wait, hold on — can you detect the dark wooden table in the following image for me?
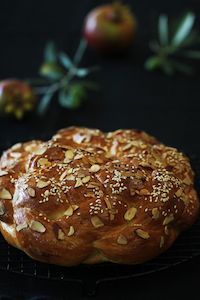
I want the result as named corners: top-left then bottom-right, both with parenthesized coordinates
top-left (0, 0), bottom-right (200, 299)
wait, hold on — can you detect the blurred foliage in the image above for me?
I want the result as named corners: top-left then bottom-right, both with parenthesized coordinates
top-left (145, 12), bottom-right (200, 75)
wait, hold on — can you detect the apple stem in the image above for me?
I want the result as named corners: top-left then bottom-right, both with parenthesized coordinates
top-left (107, 1), bottom-right (123, 23)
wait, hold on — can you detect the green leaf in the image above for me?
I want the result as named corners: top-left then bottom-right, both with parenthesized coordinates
top-left (180, 50), bottom-right (200, 59)
top-left (37, 92), bottom-right (54, 115)
top-left (58, 88), bottom-right (81, 109)
top-left (59, 84), bottom-right (86, 109)
top-left (44, 42), bottom-right (57, 63)
top-left (39, 62), bottom-right (64, 80)
top-left (145, 56), bottom-right (175, 75)
top-left (75, 68), bottom-right (90, 77)
top-left (144, 56), bottom-right (162, 71)
top-left (58, 89), bottom-right (71, 108)
top-left (72, 84), bottom-right (87, 97)
top-left (158, 14), bottom-right (169, 46)
top-left (75, 66), bottom-right (100, 77)
top-left (59, 52), bottom-right (74, 70)
top-left (73, 38), bottom-right (88, 66)
top-left (171, 12), bottom-right (195, 46)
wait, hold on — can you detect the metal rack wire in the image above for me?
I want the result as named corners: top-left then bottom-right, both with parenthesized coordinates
top-left (0, 142), bottom-right (200, 295)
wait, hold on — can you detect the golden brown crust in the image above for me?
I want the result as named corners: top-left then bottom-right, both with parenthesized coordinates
top-left (0, 127), bottom-right (199, 266)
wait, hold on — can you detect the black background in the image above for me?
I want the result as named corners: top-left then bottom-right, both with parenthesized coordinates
top-left (0, 0), bottom-right (200, 299)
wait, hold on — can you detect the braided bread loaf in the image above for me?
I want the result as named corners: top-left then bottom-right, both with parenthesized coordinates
top-left (0, 127), bottom-right (199, 266)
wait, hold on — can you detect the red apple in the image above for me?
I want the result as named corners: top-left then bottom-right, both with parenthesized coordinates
top-left (0, 79), bottom-right (36, 119)
top-left (83, 2), bottom-right (137, 54)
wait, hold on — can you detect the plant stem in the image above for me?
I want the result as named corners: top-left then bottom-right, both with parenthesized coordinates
top-left (73, 38), bottom-right (88, 66)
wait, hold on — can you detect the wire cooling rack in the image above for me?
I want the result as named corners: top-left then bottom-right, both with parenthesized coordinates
top-left (0, 141), bottom-right (200, 295)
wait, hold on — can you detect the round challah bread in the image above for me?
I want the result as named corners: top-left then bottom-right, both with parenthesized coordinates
top-left (0, 127), bottom-right (199, 266)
